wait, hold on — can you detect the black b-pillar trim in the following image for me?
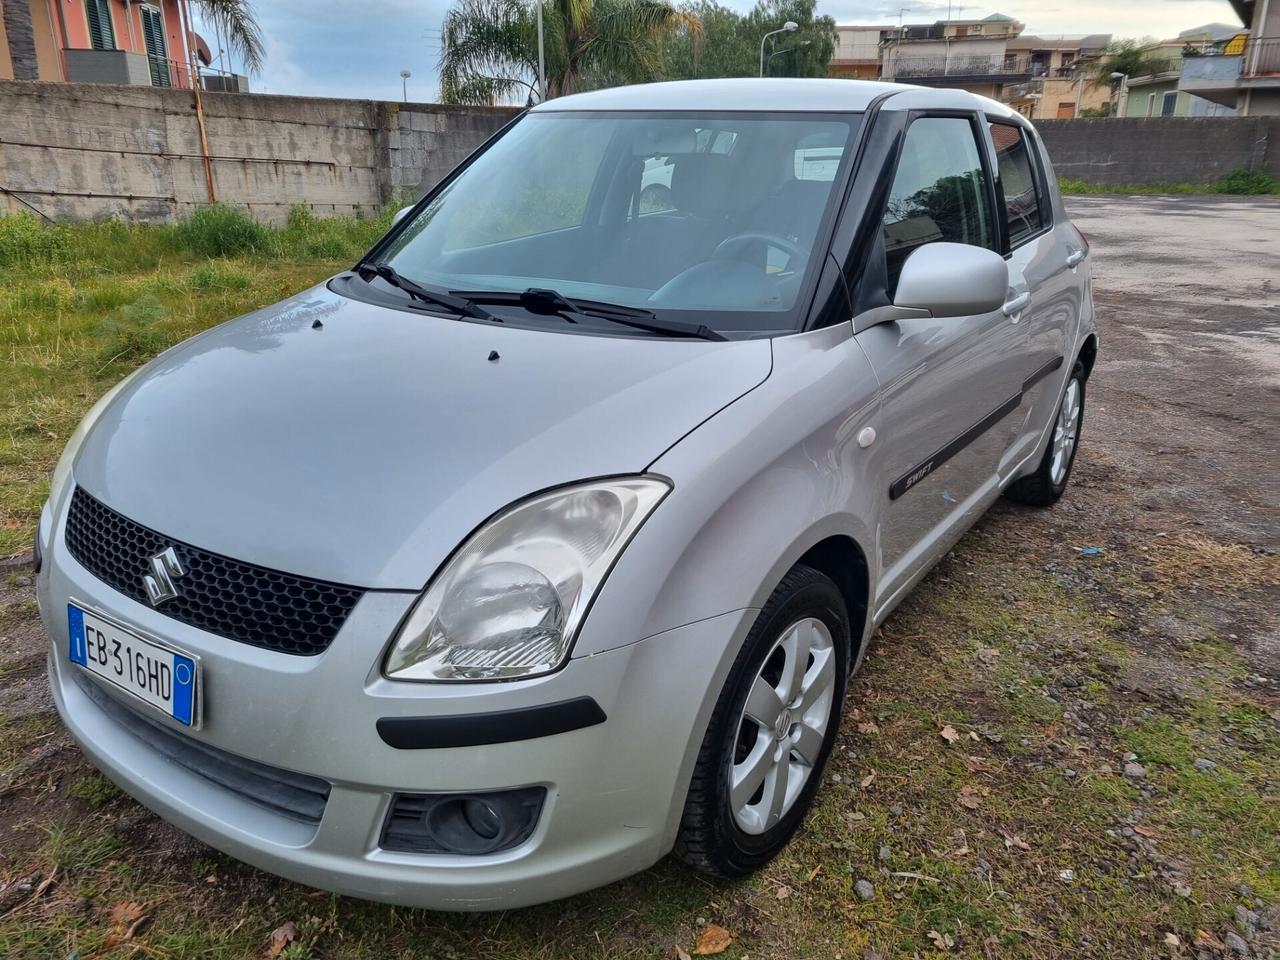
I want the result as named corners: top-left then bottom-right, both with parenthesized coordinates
top-left (889, 355), bottom-right (1066, 500)
top-left (377, 697), bottom-right (607, 750)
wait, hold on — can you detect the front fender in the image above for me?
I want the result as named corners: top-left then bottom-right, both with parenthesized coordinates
top-left (572, 323), bottom-right (884, 660)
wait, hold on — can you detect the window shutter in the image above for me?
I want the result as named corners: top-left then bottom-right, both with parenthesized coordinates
top-left (141, 6), bottom-right (172, 86)
top-left (85, 0), bottom-right (117, 51)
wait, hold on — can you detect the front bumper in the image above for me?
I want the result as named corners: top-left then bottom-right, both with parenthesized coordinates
top-left (39, 502), bottom-right (752, 910)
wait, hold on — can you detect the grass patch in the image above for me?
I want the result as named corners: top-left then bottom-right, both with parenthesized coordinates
top-left (1059, 168), bottom-right (1280, 196)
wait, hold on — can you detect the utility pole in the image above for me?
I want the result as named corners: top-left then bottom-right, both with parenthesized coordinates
top-left (178, 0), bottom-right (216, 204)
top-left (536, 3), bottom-right (546, 101)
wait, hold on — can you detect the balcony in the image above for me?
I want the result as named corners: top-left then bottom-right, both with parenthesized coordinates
top-left (1179, 38), bottom-right (1280, 108)
top-left (886, 54), bottom-right (1034, 85)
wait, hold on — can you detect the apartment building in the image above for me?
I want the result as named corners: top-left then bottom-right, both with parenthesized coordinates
top-left (1178, 0), bottom-right (1280, 115)
top-left (829, 25), bottom-right (895, 80)
top-left (0, 0), bottom-right (237, 90)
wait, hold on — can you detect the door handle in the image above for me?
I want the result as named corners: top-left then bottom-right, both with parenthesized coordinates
top-left (1002, 292), bottom-right (1031, 318)
top-left (1066, 249), bottom-right (1085, 268)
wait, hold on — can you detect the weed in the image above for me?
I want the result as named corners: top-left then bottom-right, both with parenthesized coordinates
top-left (172, 204), bottom-right (274, 258)
top-left (69, 773), bottom-right (121, 806)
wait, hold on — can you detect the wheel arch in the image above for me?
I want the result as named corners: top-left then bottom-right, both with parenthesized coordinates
top-left (794, 534), bottom-right (871, 669)
top-left (1077, 333), bottom-right (1098, 381)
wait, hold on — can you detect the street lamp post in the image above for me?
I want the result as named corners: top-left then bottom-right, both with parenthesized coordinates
top-left (1110, 71), bottom-right (1129, 116)
top-left (400, 69), bottom-right (411, 103)
top-left (760, 21), bottom-right (798, 77)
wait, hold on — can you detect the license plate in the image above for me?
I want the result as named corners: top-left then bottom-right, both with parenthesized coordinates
top-left (67, 603), bottom-right (199, 727)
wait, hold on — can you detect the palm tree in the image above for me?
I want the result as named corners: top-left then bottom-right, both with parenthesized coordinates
top-left (194, 0), bottom-right (265, 75)
top-left (1087, 38), bottom-right (1168, 83)
top-left (440, 0), bottom-right (700, 105)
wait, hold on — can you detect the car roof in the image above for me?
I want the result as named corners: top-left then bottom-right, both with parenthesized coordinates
top-left (530, 78), bottom-right (1024, 121)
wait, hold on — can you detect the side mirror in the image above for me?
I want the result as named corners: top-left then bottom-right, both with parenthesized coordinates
top-left (392, 205), bottom-right (414, 226)
top-left (892, 242), bottom-right (1008, 317)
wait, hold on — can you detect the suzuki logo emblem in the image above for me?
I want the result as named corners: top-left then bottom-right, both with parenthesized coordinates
top-left (143, 547), bottom-right (185, 606)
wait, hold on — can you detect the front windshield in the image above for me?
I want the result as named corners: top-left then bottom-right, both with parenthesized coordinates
top-left (376, 111), bottom-right (861, 336)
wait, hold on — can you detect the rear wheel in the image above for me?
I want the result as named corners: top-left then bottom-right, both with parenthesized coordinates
top-left (675, 565), bottom-right (850, 877)
top-left (1005, 361), bottom-right (1085, 508)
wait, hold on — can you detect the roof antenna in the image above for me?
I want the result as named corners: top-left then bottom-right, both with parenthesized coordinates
top-left (312, 318), bottom-right (323, 329)
top-left (488, 350), bottom-right (500, 362)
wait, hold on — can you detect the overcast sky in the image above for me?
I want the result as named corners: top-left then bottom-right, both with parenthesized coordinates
top-left (193, 0), bottom-right (1242, 102)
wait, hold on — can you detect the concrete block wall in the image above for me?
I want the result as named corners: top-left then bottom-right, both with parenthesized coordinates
top-left (1036, 116), bottom-right (1280, 185)
top-left (0, 80), bottom-right (518, 224)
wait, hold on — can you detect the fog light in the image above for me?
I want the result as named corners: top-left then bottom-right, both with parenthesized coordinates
top-left (380, 787), bottom-right (545, 855)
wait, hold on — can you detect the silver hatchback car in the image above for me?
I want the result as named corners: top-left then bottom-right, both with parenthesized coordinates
top-left (38, 79), bottom-right (1095, 910)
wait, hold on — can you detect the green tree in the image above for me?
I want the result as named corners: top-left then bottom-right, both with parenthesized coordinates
top-left (439, 0), bottom-right (699, 105)
top-left (196, 0), bottom-right (265, 73)
top-left (661, 0), bottom-right (836, 79)
top-left (1088, 38), bottom-right (1168, 82)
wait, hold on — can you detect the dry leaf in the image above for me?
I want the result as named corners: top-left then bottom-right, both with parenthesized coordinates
top-left (1163, 932), bottom-right (1181, 946)
top-left (1134, 824), bottom-right (1159, 838)
top-left (968, 731), bottom-right (980, 742)
top-left (110, 901), bottom-right (145, 925)
top-left (857, 721), bottom-right (880, 735)
top-left (776, 884), bottom-right (791, 900)
top-left (266, 921), bottom-right (299, 959)
top-left (807, 865), bottom-right (823, 882)
top-left (956, 785), bottom-right (988, 809)
top-left (693, 924), bottom-right (733, 956)
top-left (124, 913), bottom-right (151, 941)
top-left (927, 929), bottom-right (955, 949)
top-left (1002, 832), bottom-right (1031, 851)
top-left (940, 725), bottom-right (961, 744)
top-left (1193, 930), bottom-right (1224, 949)
top-left (860, 770), bottom-right (876, 788)
top-left (676, 947), bottom-right (693, 960)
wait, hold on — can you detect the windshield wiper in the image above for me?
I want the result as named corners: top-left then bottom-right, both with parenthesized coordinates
top-left (453, 287), bottom-right (728, 341)
top-left (355, 261), bottom-right (494, 320)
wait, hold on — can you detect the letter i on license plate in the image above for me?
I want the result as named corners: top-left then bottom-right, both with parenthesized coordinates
top-left (68, 603), bottom-right (200, 726)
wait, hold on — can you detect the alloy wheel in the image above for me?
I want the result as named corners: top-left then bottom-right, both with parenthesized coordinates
top-left (1050, 378), bottom-right (1081, 486)
top-left (728, 617), bottom-right (836, 835)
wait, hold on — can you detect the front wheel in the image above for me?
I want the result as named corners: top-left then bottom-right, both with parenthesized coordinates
top-left (1005, 361), bottom-right (1085, 508)
top-left (674, 565), bottom-right (850, 877)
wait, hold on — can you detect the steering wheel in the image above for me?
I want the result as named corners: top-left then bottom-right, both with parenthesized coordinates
top-left (713, 231), bottom-right (806, 265)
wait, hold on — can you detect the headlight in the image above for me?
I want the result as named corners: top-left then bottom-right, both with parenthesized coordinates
top-left (385, 477), bottom-right (670, 682)
top-left (48, 369), bottom-right (141, 510)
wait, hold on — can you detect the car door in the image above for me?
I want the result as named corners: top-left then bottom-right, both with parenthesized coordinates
top-left (852, 113), bottom-right (1029, 609)
top-left (986, 118), bottom-right (1083, 474)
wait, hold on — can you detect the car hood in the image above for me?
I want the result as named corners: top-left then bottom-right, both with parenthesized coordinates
top-left (72, 286), bottom-right (771, 589)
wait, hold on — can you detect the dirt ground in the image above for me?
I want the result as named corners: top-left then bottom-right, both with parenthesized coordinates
top-left (0, 195), bottom-right (1277, 959)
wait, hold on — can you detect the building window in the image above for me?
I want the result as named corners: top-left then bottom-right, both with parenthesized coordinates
top-left (85, 0), bottom-right (116, 50)
top-left (140, 4), bottom-right (172, 86)
top-left (1147, 92), bottom-right (1157, 117)
top-left (1160, 91), bottom-right (1178, 116)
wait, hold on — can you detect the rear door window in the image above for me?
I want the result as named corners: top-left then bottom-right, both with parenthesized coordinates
top-left (882, 116), bottom-right (995, 292)
top-left (988, 122), bottom-right (1045, 247)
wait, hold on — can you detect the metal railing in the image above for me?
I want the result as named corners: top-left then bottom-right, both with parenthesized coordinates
top-left (887, 54), bottom-right (1037, 79)
top-left (1178, 37), bottom-right (1280, 81)
top-left (1244, 37), bottom-right (1280, 76)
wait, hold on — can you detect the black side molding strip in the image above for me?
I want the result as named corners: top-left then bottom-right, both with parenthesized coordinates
top-left (889, 355), bottom-right (1065, 501)
top-left (376, 697), bottom-right (607, 750)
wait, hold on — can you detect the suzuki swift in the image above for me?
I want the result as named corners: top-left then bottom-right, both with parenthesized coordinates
top-left (37, 79), bottom-right (1096, 910)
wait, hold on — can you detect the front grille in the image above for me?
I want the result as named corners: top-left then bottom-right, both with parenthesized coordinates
top-left (64, 486), bottom-right (364, 656)
top-left (76, 673), bottom-right (331, 824)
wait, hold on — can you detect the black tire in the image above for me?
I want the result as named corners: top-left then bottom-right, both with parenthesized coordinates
top-left (674, 564), bottom-right (851, 877)
top-left (1005, 360), bottom-right (1086, 508)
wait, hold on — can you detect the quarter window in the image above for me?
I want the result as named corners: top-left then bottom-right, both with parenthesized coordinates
top-left (989, 122), bottom-right (1045, 246)
top-left (882, 116), bottom-right (994, 291)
